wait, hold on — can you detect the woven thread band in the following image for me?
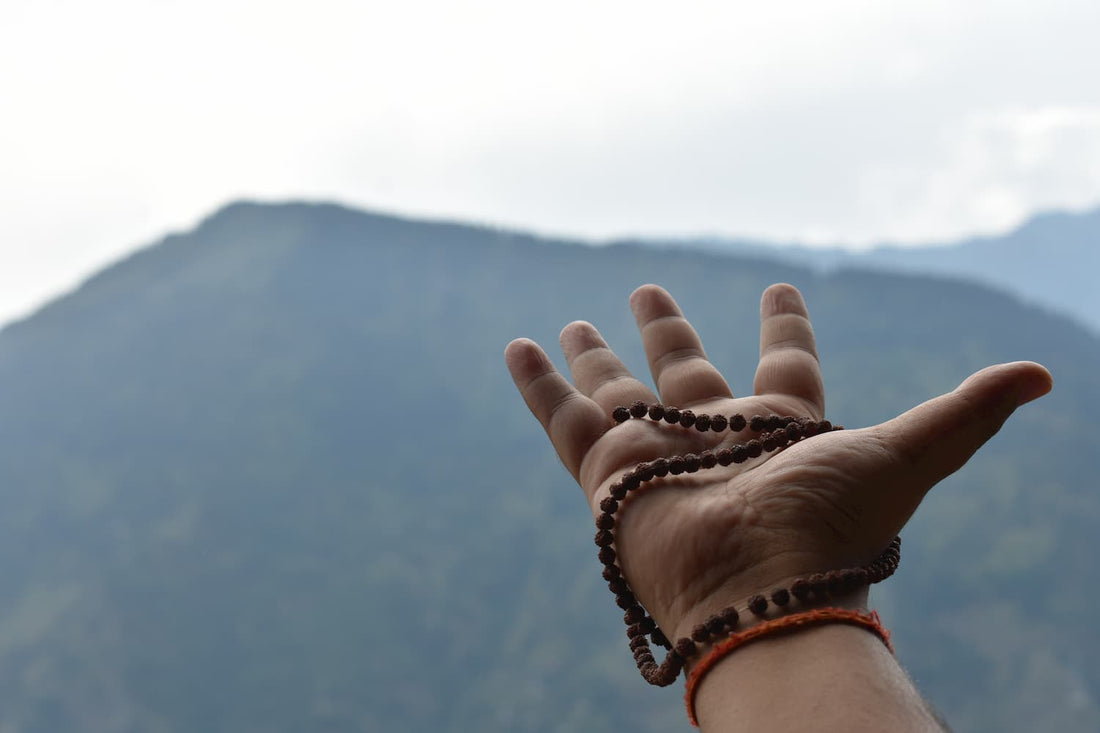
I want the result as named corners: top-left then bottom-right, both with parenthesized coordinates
top-left (684, 607), bottom-right (893, 727)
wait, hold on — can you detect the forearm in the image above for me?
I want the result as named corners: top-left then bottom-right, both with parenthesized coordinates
top-left (691, 620), bottom-right (946, 732)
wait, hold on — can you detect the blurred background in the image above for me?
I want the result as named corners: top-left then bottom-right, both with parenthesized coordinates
top-left (1, 1), bottom-right (1098, 731)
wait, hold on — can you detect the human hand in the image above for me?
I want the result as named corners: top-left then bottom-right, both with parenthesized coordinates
top-left (505, 283), bottom-right (1052, 648)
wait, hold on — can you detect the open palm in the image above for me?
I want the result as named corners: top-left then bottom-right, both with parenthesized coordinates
top-left (506, 283), bottom-right (1051, 642)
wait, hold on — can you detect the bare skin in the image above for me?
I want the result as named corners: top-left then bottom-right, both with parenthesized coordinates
top-left (505, 283), bottom-right (1052, 731)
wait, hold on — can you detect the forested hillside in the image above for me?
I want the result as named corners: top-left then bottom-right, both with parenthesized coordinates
top-left (0, 201), bottom-right (1096, 732)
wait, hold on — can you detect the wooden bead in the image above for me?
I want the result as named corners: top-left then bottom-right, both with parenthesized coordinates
top-left (710, 414), bottom-right (728, 432)
top-left (748, 595), bottom-right (769, 617)
top-left (651, 457), bottom-right (670, 477)
top-left (694, 414), bottom-right (712, 431)
top-left (678, 410), bottom-right (696, 428)
top-left (729, 414), bottom-right (747, 432)
top-left (630, 401), bottom-right (649, 418)
top-left (790, 579), bottom-right (812, 602)
top-left (719, 607), bottom-right (740, 628)
top-left (648, 404), bottom-right (665, 420)
top-left (675, 638), bottom-right (696, 658)
top-left (612, 406), bottom-right (631, 423)
top-left (650, 628), bottom-right (670, 648)
top-left (808, 573), bottom-right (828, 597)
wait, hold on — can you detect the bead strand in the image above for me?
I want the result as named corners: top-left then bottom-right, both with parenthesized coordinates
top-left (598, 402), bottom-right (898, 687)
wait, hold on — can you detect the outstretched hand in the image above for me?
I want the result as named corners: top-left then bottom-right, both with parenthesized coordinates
top-left (505, 283), bottom-right (1051, 643)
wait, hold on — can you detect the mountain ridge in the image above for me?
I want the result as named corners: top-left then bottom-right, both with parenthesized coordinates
top-left (684, 205), bottom-right (1100, 332)
top-left (0, 200), bottom-right (1096, 731)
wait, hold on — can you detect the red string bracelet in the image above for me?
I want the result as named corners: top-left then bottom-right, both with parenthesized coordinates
top-left (684, 607), bottom-right (894, 727)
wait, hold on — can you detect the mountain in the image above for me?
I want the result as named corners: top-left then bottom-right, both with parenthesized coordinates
top-left (0, 201), bottom-right (1097, 732)
top-left (689, 207), bottom-right (1100, 333)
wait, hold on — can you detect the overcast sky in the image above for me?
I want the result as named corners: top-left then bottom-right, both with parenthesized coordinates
top-left (3, 0), bottom-right (1099, 327)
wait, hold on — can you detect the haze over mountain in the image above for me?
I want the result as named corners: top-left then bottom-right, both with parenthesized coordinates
top-left (0, 201), bottom-right (1096, 732)
top-left (685, 206), bottom-right (1100, 333)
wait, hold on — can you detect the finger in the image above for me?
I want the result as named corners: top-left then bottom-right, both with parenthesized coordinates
top-left (560, 321), bottom-right (658, 413)
top-left (752, 283), bottom-right (825, 415)
top-left (869, 361), bottom-right (1053, 511)
top-left (505, 338), bottom-right (610, 482)
top-left (630, 284), bottom-right (733, 406)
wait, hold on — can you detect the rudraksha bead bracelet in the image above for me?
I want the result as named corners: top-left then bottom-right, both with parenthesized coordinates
top-left (597, 401), bottom-right (902, 687)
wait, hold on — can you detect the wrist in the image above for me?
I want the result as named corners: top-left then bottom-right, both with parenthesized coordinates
top-left (672, 583), bottom-right (870, 660)
top-left (663, 536), bottom-right (900, 654)
top-left (689, 616), bottom-right (926, 732)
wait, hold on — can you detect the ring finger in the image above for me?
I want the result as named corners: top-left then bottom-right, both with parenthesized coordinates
top-left (560, 320), bottom-right (657, 412)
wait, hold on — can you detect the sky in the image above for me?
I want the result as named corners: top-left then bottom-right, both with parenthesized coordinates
top-left (3, 0), bottom-right (1100, 327)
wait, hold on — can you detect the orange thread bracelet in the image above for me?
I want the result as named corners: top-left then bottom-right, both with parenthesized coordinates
top-left (684, 607), bottom-right (894, 727)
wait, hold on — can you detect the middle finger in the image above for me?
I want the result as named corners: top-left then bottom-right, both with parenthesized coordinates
top-left (630, 284), bottom-right (733, 407)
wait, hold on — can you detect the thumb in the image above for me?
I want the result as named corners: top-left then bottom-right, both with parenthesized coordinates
top-left (873, 361), bottom-right (1053, 495)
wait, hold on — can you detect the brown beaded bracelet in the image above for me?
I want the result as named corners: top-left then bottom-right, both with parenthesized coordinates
top-left (598, 402), bottom-right (902, 687)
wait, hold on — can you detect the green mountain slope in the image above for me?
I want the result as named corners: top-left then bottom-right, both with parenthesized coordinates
top-left (0, 201), bottom-right (1096, 732)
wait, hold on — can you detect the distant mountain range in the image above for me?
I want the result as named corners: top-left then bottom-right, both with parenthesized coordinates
top-left (0, 201), bottom-right (1096, 732)
top-left (643, 207), bottom-right (1100, 333)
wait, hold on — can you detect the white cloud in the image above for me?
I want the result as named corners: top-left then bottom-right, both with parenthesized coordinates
top-left (1, 0), bottom-right (1099, 323)
top-left (855, 107), bottom-right (1100, 243)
